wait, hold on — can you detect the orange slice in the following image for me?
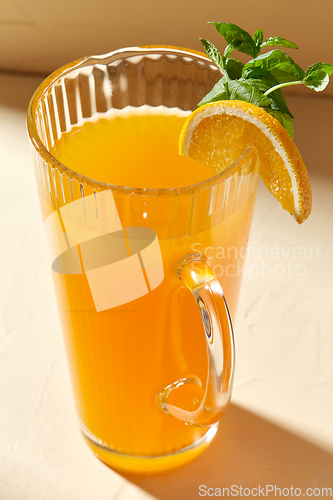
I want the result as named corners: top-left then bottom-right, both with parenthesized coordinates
top-left (179, 100), bottom-right (312, 223)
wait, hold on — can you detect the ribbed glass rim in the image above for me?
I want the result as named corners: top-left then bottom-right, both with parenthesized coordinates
top-left (27, 45), bottom-right (257, 197)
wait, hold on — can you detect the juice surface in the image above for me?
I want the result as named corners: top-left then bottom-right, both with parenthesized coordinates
top-left (44, 107), bottom-right (257, 470)
top-left (52, 106), bottom-right (215, 189)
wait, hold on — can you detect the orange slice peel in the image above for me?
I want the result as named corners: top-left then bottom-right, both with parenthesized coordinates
top-left (179, 100), bottom-right (312, 224)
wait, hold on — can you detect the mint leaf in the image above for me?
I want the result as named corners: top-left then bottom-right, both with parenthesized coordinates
top-left (303, 70), bottom-right (329, 91)
top-left (253, 28), bottom-right (263, 56)
top-left (242, 68), bottom-right (293, 117)
top-left (305, 62), bottom-right (333, 77)
top-left (198, 77), bottom-right (230, 106)
top-left (227, 80), bottom-right (271, 107)
top-left (243, 50), bottom-right (304, 83)
top-left (199, 38), bottom-right (224, 72)
top-left (199, 78), bottom-right (270, 108)
top-left (210, 22), bottom-right (257, 58)
top-left (224, 41), bottom-right (241, 59)
top-left (225, 58), bottom-right (244, 79)
top-left (197, 22), bottom-right (333, 138)
top-left (264, 62), bottom-right (333, 96)
top-left (261, 36), bottom-right (298, 50)
top-left (266, 109), bottom-right (294, 139)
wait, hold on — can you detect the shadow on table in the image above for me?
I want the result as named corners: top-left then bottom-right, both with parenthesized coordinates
top-left (119, 403), bottom-right (333, 500)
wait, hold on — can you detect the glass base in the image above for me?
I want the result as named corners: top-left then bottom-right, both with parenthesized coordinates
top-left (80, 423), bottom-right (218, 474)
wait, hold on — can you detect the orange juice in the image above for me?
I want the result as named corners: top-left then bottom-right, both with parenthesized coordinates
top-left (44, 107), bottom-right (256, 472)
top-left (51, 106), bottom-right (216, 188)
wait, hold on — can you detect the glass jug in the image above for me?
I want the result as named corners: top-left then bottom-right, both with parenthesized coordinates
top-left (27, 46), bottom-right (259, 473)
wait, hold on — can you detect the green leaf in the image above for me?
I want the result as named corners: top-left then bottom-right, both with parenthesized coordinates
top-left (243, 50), bottom-right (304, 83)
top-left (266, 109), bottom-right (294, 139)
top-left (210, 22), bottom-right (257, 57)
top-left (197, 22), bottom-right (332, 122)
top-left (198, 77), bottom-right (271, 108)
top-left (261, 36), bottom-right (298, 50)
top-left (242, 68), bottom-right (294, 117)
top-left (224, 41), bottom-right (241, 59)
top-left (305, 62), bottom-right (333, 77)
top-left (303, 70), bottom-right (330, 91)
top-left (225, 58), bottom-right (244, 79)
top-left (199, 38), bottom-right (224, 71)
top-left (227, 80), bottom-right (271, 107)
top-left (198, 77), bottom-right (230, 106)
top-left (253, 28), bottom-right (263, 56)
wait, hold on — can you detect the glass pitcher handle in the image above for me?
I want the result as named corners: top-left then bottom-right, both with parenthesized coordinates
top-left (156, 253), bottom-right (235, 427)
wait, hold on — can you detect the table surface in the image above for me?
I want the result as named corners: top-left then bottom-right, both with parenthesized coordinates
top-left (0, 72), bottom-right (332, 500)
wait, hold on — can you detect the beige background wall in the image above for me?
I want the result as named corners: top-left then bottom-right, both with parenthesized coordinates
top-left (1, 0), bottom-right (333, 94)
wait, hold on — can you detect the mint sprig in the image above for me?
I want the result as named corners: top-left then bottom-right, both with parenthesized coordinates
top-left (243, 50), bottom-right (305, 83)
top-left (199, 22), bottom-right (333, 139)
